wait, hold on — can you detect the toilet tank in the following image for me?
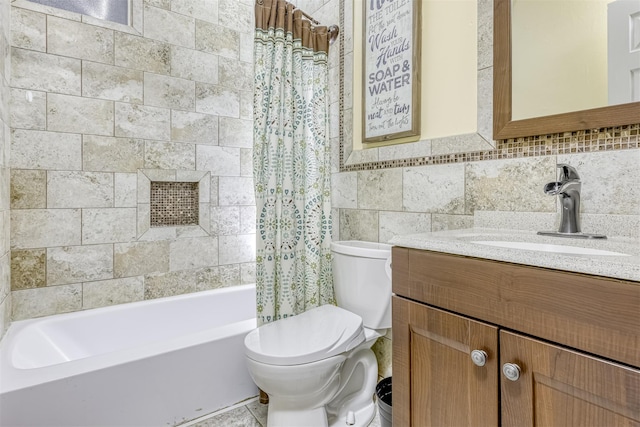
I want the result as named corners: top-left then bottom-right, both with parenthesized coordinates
top-left (331, 241), bottom-right (392, 330)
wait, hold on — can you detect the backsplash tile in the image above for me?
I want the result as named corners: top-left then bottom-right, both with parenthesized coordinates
top-left (557, 150), bottom-right (640, 216)
top-left (336, 0), bottom-right (639, 248)
top-left (379, 212), bottom-right (431, 244)
top-left (339, 209), bottom-right (379, 242)
top-left (403, 164), bottom-right (466, 214)
top-left (464, 156), bottom-right (556, 214)
top-left (357, 169), bottom-right (403, 211)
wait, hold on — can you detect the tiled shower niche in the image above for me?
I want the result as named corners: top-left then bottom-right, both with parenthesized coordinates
top-left (150, 181), bottom-right (199, 227)
top-left (137, 170), bottom-right (212, 240)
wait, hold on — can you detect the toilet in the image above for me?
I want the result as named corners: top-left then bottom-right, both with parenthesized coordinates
top-left (244, 240), bottom-right (392, 427)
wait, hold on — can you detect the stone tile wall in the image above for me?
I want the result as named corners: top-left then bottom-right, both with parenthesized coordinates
top-left (332, 0), bottom-right (640, 379)
top-left (9, 0), bottom-right (256, 321)
top-left (0, 0), bottom-right (11, 338)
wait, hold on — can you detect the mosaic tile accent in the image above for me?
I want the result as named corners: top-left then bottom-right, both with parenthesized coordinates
top-left (150, 181), bottom-right (199, 227)
top-left (340, 124), bottom-right (640, 172)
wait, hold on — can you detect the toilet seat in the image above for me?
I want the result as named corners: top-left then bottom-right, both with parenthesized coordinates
top-left (244, 305), bottom-right (365, 366)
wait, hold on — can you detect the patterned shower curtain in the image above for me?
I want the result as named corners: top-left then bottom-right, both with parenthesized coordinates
top-left (253, 0), bottom-right (335, 325)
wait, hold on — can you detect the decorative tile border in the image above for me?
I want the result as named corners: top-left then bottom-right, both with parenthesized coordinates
top-left (340, 125), bottom-right (640, 171)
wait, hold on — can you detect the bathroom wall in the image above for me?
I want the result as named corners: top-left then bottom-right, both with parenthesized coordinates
top-left (8, 0), bottom-right (257, 320)
top-left (333, 0), bottom-right (640, 378)
top-left (0, 0), bottom-right (11, 338)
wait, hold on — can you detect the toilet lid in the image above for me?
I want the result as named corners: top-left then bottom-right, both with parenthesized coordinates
top-left (244, 305), bottom-right (366, 366)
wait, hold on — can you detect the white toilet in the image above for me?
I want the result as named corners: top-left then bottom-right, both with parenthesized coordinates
top-left (244, 240), bottom-right (392, 427)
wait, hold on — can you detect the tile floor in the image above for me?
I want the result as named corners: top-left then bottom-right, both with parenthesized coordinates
top-left (180, 397), bottom-right (383, 427)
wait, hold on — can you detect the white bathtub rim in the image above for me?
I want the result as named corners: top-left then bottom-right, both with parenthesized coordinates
top-left (8, 283), bottom-right (257, 368)
top-left (0, 285), bottom-right (257, 394)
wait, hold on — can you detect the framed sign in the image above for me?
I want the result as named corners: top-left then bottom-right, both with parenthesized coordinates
top-left (363, 0), bottom-right (421, 143)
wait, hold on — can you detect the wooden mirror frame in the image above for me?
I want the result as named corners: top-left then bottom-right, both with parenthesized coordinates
top-left (493, 0), bottom-right (640, 140)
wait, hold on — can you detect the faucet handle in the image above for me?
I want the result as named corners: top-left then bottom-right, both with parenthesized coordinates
top-left (557, 164), bottom-right (580, 181)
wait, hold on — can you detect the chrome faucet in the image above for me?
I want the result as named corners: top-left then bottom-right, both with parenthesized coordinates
top-left (537, 164), bottom-right (606, 239)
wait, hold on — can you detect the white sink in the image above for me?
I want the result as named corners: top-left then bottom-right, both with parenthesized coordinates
top-left (470, 241), bottom-right (631, 257)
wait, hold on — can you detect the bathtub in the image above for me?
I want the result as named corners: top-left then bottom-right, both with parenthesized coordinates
top-left (0, 284), bottom-right (258, 426)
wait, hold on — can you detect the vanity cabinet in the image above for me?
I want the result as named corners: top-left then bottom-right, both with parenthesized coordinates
top-left (392, 247), bottom-right (640, 426)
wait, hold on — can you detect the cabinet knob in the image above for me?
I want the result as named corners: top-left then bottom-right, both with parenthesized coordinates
top-left (470, 350), bottom-right (488, 367)
top-left (502, 363), bottom-right (521, 381)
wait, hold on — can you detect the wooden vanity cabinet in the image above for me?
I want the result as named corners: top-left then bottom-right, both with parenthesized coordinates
top-left (392, 247), bottom-right (640, 427)
top-left (500, 330), bottom-right (640, 426)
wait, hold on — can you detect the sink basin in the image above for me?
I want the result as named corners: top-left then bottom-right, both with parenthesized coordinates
top-left (470, 241), bottom-right (630, 257)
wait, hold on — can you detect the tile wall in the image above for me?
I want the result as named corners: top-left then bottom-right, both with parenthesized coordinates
top-left (332, 0), bottom-right (639, 378)
top-left (4, 0), bottom-right (637, 385)
top-left (0, 0), bottom-right (11, 338)
top-left (8, 0), bottom-right (257, 321)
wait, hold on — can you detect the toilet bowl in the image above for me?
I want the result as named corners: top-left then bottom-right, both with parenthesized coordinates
top-left (244, 241), bottom-right (392, 427)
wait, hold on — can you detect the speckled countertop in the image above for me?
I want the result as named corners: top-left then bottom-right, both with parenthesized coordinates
top-left (389, 228), bottom-right (640, 282)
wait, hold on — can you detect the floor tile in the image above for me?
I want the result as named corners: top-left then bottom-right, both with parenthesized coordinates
top-left (193, 406), bottom-right (261, 427)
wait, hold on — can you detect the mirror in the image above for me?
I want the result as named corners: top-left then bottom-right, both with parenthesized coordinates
top-left (494, 0), bottom-right (640, 139)
top-left (511, 0), bottom-right (639, 121)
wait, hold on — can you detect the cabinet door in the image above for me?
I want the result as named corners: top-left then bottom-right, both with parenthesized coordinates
top-left (393, 296), bottom-right (499, 426)
top-left (501, 330), bottom-right (640, 426)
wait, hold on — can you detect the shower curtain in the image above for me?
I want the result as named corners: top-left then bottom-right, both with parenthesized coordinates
top-left (253, 0), bottom-right (334, 325)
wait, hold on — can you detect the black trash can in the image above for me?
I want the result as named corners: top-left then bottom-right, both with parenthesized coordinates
top-left (375, 377), bottom-right (392, 427)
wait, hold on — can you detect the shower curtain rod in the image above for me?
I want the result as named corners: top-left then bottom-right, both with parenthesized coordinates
top-left (295, 6), bottom-right (340, 45)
